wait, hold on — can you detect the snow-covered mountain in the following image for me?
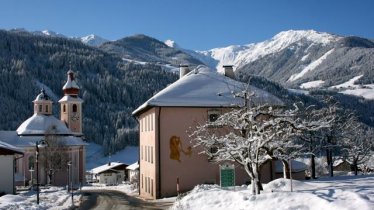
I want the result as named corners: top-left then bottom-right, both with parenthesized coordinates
top-left (80, 34), bottom-right (109, 47)
top-left (33, 30), bottom-right (67, 38)
top-left (180, 30), bottom-right (374, 97)
top-left (195, 30), bottom-right (340, 72)
top-left (100, 34), bottom-right (203, 67)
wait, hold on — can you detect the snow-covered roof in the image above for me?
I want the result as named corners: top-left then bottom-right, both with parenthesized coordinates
top-left (34, 89), bottom-right (51, 102)
top-left (62, 70), bottom-right (80, 90)
top-left (126, 161), bottom-right (139, 170)
top-left (58, 95), bottom-right (83, 103)
top-left (91, 162), bottom-right (127, 174)
top-left (0, 131), bottom-right (87, 147)
top-left (0, 140), bottom-right (23, 154)
top-left (16, 114), bottom-right (73, 135)
top-left (133, 66), bottom-right (283, 115)
top-left (275, 160), bottom-right (307, 173)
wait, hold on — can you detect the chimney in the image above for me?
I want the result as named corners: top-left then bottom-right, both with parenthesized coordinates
top-left (179, 64), bottom-right (190, 79)
top-left (223, 65), bottom-right (235, 79)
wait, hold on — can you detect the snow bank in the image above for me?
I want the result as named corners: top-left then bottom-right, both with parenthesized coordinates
top-left (171, 177), bottom-right (374, 210)
top-left (0, 186), bottom-right (80, 210)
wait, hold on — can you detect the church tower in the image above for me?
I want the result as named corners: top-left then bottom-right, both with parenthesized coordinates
top-left (33, 88), bottom-right (53, 115)
top-left (59, 69), bottom-right (83, 136)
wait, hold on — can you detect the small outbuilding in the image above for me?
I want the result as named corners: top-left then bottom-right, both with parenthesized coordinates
top-left (91, 162), bottom-right (128, 185)
top-left (126, 161), bottom-right (139, 183)
top-left (0, 141), bottom-right (24, 195)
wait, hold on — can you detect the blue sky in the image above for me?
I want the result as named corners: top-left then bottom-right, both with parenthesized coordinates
top-left (0, 0), bottom-right (373, 50)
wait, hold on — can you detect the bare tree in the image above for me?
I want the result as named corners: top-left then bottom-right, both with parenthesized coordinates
top-left (40, 126), bottom-right (70, 185)
top-left (190, 102), bottom-right (331, 195)
top-left (341, 119), bottom-right (373, 175)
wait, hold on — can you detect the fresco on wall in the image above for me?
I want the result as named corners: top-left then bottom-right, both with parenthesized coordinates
top-left (169, 135), bottom-right (192, 162)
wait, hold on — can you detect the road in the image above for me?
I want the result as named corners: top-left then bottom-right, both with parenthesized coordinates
top-left (77, 190), bottom-right (174, 210)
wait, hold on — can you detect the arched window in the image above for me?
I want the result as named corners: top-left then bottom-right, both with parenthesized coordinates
top-left (29, 156), bottom-right (35, 169)
top-left (72, 104), bottom-right (77, 113)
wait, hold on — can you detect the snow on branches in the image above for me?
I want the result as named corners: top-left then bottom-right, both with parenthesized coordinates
top-left (190, 102), bottom-right (332, 194)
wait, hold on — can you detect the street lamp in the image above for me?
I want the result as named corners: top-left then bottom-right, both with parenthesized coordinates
top-left (67, 161), bottom-right (74, 207)
top-left (35, 139), bottom-right (47, 205)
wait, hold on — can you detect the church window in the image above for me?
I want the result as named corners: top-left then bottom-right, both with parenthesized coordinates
top-left (63, 105), bottom-right (66, 113)
top-left (28, 156), bottom-right (35, 169)
top-left (45, 105), bottom-right (49, 113)
top-left (73, 104), bottom-right (77, 112)
top-left (39, 105), bottom-right (42, 113)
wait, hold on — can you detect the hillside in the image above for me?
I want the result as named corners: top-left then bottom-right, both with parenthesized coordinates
top-left (100, 34), bottom-right (204, 68)
top-left (187, 30), bottom-right (374, 94)
top-left (0, 29), bottom-right (178, 154)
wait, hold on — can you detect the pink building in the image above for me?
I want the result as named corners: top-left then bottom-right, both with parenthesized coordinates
top-left (133, 65), bottom-right (284, 199)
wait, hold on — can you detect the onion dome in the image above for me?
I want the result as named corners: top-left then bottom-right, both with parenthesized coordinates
top-left (63, 70), bottom-right (80, 95)
top-left (34, 88), bottom-right (50, 102)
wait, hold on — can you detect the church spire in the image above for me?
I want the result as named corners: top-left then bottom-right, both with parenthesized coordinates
top-left (62, 69), bottom-right (80, 96)
top-left (59, 68), bottom-right (83, 136)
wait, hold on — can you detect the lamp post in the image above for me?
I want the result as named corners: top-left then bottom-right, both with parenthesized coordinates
top-left (35, 140), bottom-right (47, 205)
top-left (67, 161), bottom-right (73, 207)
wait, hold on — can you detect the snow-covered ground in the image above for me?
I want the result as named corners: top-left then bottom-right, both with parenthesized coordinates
top-left (0, 187), bottom-right (81, 210)
top-left (327, 75), bottom-right (374, 100)
top-left (85, 142), bottom-right (138, 170)
top-left (300, 80), bottom-right (325, 89)
top-left (82, 182), bottom-right (138, 195)
top-left (171, 175), bottom-right (374, 210)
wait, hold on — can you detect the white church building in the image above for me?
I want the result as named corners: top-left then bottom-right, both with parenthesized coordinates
top-left (0, 70), bottom-right (87, 187)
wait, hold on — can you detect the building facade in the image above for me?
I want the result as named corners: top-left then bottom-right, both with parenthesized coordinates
top-left (0, 141), bottom-right (23, 194)
top-left (133, 65), bottom-right (284, 199)
top-left (0, 69), bottom-right (86, 187)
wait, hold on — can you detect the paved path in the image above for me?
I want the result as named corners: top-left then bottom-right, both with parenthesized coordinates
top-left (77, 190), bottom-right (173, 210)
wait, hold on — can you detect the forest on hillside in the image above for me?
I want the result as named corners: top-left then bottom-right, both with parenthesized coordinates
top-left (0, 30), bottom-right (178, 155)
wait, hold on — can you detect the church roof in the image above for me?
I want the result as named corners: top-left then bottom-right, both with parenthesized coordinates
top-left (133, 65), bottom-right (283, 115)
top-left (0, 131), bottom-right (87, 147)
top-left (58, 95), bottom-right (83, 103)
top-left (16, 114), bottom-right (73, 135)
top-left (34, 88), bottom-right (51, 102)
top-left (62, 70), bottom-right (80, 90)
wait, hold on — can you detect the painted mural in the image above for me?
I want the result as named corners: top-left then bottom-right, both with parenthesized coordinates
top-left (169, 136), bottom-right (192, 162)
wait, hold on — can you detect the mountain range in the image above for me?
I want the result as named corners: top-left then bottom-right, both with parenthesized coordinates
top-left (1, 28), bottom-right (374, 154)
